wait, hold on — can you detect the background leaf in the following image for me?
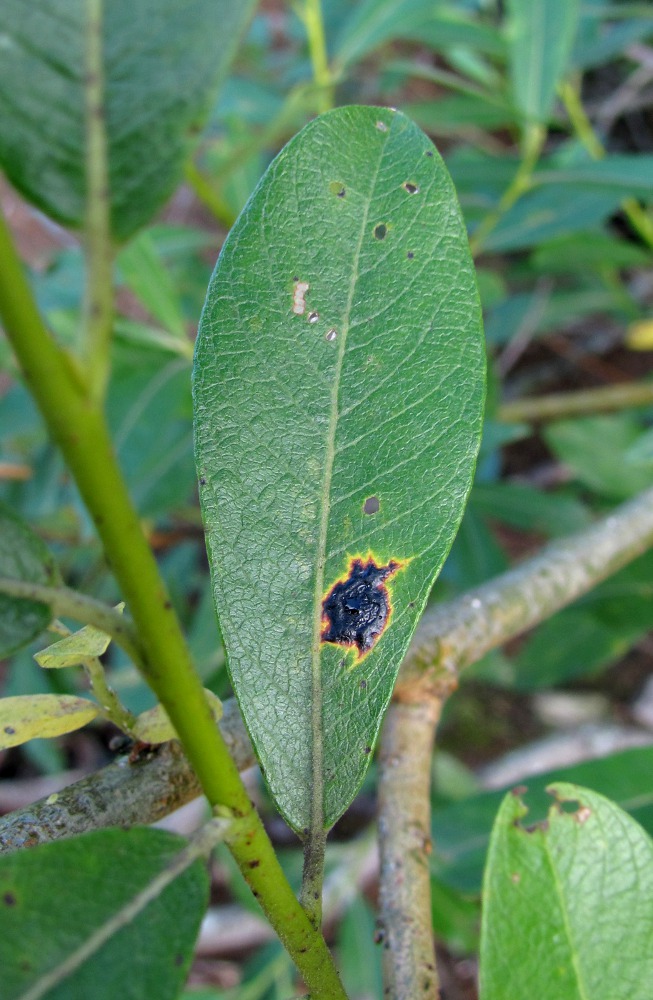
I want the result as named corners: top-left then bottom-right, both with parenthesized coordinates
top-left (194, 106), bottom-right (485, 831)
top-left (479, 783), bottom-right (653, 1000)
top-left (506, 0), bottom-right (580, 123)
top-left (0, 503), bottom-right (59, 657)
top-left (544, 414), bottom-right (653, 500)
top-left (0, 827), bottom-right (209, 1000)
top-left (0, 0), bottom-right (258, 240)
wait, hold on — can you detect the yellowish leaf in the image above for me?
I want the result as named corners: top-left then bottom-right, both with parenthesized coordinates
top-left (133, 689), bottom-right (222, 745)
top-left (0, 694), bottom-right (100, 749)
top-left (625, 319), bottom-right (653, 351)
top-left (35, 603), bottom-right (125, 668)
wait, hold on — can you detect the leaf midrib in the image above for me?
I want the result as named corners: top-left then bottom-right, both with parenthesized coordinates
top-left (307, 119), bottom-right (389, 836)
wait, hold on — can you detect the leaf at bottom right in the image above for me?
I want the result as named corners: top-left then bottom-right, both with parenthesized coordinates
top-left (479, 781), bottom-right (653, 1000)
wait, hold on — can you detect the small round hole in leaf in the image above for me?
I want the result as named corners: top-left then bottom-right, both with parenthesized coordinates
top-left (373, 223), bottom-right (387, 240)
top-left (403, 182), bottom-right (419, 194)
top-left (363, 496), bottom-right (380, 515)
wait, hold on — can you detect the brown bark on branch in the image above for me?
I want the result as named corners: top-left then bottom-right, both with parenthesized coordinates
top-left (0, 700), bottom-right (253, 853)
top-left (378, 483), bottom-right (653, 999)
top-left (2, 485), bottom-right (653, 855)
top-left (397, 483), bottom-right (653, 698)
top-left (378, 700), bottom-right (442, 1000)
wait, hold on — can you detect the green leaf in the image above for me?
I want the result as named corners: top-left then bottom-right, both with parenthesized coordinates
top-left (470, 482), bottom-right (591, 538)
top-left (544, 414), bottom-right (653, 500)
top-left (531, 233), bottom-right (651, 274)
top-left (107, 345), bottom-right (194, 517)
top-left (332, 0), bottom-right (435, 70)
top-left (0, 504), bottom-right (60, 657)
top-left (484, 186), bottom-right (623, 252)
top-left (337, 897), bottom-right (384, 998)
top-left (0, 827), bottom-right (209, 1000)
top-left (35, 604), bottom-right (125, 668)
top-left (0, 694), bottom-right (100, 750)
top-left (572, 14), bottom-right (653, 71)
top-left (117, 232), bottom-right (188, 339)
top-left (506, 0), bottom-right (581, 123)
top-left (511, 607), bottom-right (631, 689)
top-left (479, 783), bottom-right (653, 1000)
top-left (432, 746), bottom-right (653, 893)
top-left (402, 96), bottom-right (516, 136)
top-left (193, 106), bottom-right (485, 831)
top-left (535, 154), bottom-right (653, 197)
top-left (407, 14), bottom-right (507, 60)
top-left (0, 0), bottom-right (258, 241)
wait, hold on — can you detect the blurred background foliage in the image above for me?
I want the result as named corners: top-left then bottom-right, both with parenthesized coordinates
top-left (1, 0), bottom-right (653, 995)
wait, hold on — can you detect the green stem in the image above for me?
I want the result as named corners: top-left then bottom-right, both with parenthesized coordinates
top-left (46, 614), bottom-right (136, 732)
top-left (83, 656), bottom-right (137, 733)
top-left (469, 123), bottom-right (545, 257)
top-left (498, 379), bottom-right (653, 424)
top-left (559, 78), bottom-right (653, 251)
top-left (225, 817), bottom-right (345, 994)
top-left (0, 209), bottom-right (346, 1000)
top-left (83, 0), bottom-right (114, 400)
top-left (300, 0), bottom-right (333, 113)
top-left (184, 161), bottom-right (237, 229)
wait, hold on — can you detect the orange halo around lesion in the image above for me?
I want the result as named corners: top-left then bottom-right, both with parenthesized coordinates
top-left (320, 551), bottom-right (409, 661)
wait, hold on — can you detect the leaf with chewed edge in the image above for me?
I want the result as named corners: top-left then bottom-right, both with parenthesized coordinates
top-left (480, 782), bottom-right (653, 1000)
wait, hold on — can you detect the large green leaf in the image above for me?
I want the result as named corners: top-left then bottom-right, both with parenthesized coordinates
top-left (0, 0), bottom-right (257, 241)
top-left (193, 106), bottom-right (485, 832)
top-left (506, 0), bottom-right (580, 123)
top-left (0, 504), bottom-right (59, 657)
top-left (0, 827), bottom-right (209, 1000)
top-left (479, 783), bottom-right (653, 999)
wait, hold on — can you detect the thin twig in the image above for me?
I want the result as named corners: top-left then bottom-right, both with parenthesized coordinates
top-left (498, 379), bottom-right (653, 424)
top-left (378, 700), bottom-right (442, 1000)
top-left (559, 77), bottom-right (653, 250)
top-left (0, 578), bottom-right (142, 666)
top-left (378, 484), bottom-right (653, 996)
top-left (397, 483), bottom-right (653, 698)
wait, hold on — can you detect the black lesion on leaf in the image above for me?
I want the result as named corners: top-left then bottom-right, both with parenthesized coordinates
top-left (321, 557), bottom-right (400, 657)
